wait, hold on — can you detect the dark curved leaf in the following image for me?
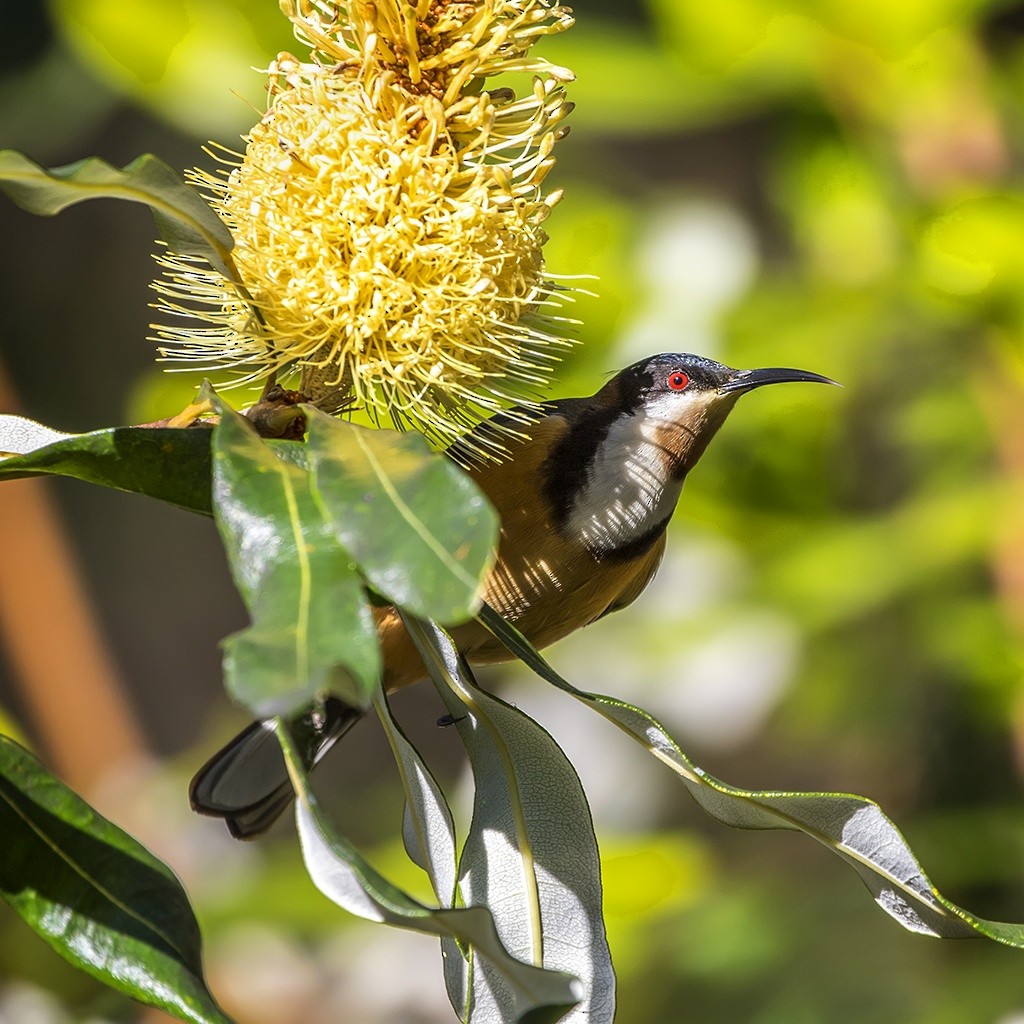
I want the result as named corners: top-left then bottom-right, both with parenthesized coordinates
top-left (478, 605), bottom-right (1024, 949)
top-left (0, 150), bottom-right (234, 277)
top-left (0, 413), bottom-right (314, 518)
top-left (0, 735), bottom-right (232, 1024)
top-left (0, 417), bottom-right (215, 514)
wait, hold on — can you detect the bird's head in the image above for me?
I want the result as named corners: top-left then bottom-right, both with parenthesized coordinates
top-left (592, 352), bottom-right (838, 474)
top-left (543, 352), bottom-right (838, 557)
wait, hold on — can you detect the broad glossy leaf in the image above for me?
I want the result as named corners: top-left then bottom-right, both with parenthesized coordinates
top-left (212, 403), bottom-right (380, 715)
top-left (479, 606), bottom-right (1024, 948)
top-left (0, 150), bottom-right (235, 277)
top-left (0, 417), bottom-right (214, 515)
top-left (373, 689), bottom-right (458, 905)
top-left (404, 616), bottom-right (613, 1024)
top-left (0, 735), bottom-right (232, 1024)
top-left (306, 408), bottom-right (499, 623)
top-left (276, 721), bottom-right (582, 1024)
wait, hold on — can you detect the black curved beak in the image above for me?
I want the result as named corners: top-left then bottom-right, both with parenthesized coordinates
top-left (719, 366), bottom-right (841, 394)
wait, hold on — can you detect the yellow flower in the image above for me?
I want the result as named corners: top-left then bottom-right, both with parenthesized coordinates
top-left (153, 0), bottom-right (575, 451)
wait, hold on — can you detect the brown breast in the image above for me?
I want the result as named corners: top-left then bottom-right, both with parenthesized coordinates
top-left (376, 412), bottom-right (667, 689)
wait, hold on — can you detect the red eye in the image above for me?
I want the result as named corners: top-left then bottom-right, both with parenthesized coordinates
top-left (667, 371), bottom-right (689, 391)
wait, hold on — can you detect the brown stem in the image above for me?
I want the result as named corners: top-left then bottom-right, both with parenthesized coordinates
top-left (244, 384), bottom-right (309, 439)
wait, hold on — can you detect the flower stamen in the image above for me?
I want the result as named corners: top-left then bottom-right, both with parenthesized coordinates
top-left (152, 0), bottom-right (577, 454)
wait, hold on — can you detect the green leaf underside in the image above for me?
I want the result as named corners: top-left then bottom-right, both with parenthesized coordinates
top-left (0, 150), bottom-right (234, 278)
top-left (212, 404), bottom-right (381, 715)
top-left (0, 736), bottom-right (232, 1024)
top-left (403, 616), bottom-right (614, 1024)
top-left (306, 408), bottom-right (499, 624)
top-left (276, 721), bottom-right (582, 1024)
top-left (477, 606), bottom-right (1024, 948)
top-left (0, 414), bottom-right (72, 455)
top-left (373, 689), bottom-right (458, 906)
top-left (372, 689), bottom-right (465, 1020)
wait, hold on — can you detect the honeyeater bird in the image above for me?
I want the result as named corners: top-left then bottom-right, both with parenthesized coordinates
top-left (191, 352), bottom-right (837, 838)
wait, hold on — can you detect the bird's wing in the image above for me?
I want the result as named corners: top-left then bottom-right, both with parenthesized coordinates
top-left (466, 408), bottom-right (572, 520)
top-left (446, 398), bottom-right (588, 465)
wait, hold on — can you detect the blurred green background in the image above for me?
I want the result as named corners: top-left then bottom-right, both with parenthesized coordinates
top-left (2, 0), bottom-right (1024, 1021)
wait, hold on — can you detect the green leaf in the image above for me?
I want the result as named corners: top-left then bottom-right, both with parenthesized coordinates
top-left (211, 402), bottom-right (381, 715)
top-left (372, 688), bottom-right (468, 1019)
top-left (0, 735), bottom-right (232, 1024)
top-left (478, 605), bottom-right (1024, 949)
top-left (0, 417), bottom-right (215, 515)
top-left (276, 720), bottom-right (582, 1024)
top-left (373, 689), bottom-right (458, 906)
top-left (306, 408), bottom-right (499, 624)
top-left (0, 150), bottom-right (235, 278)
top-left (404, 616), bottom-right (613, 1024)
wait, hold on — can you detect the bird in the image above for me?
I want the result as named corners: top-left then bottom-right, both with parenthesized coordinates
top-left (190, 351), bottom-right (837, 838)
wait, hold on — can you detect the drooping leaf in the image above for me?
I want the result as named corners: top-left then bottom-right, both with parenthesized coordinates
top-left (478, 606), bottom-right (1024, 948)
top-left (0, 417), bottom-right (215, 515)
top-left (306, 408), bottom-right (499, 623)
top-left (276, 720), bottom-right (582, 1024)
top-left (372, 685), bottom-right (467, 1015)
top-left (211, 402), bottom-right (380, 715)
top-left (0, 150), bottom-right (235, 278)
top-left (373, 686), bottom-right (472, 1016)
top-left (373, 689), bottom-right (458, 905)
top-left (0, 735), bottom-right (233, 1024)
top-left (404, 616), bottom-right (614, 1024)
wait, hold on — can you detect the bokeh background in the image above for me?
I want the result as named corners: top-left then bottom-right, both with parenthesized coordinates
top-left (3, 0), bottom-right (1024, 1021)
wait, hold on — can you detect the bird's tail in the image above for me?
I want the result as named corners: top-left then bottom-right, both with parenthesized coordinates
top-left (189, 697), bottom-right (363, 839)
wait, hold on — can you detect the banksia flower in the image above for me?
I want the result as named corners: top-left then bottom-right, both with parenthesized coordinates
top-left (153, 0), bottom-right (576, 451)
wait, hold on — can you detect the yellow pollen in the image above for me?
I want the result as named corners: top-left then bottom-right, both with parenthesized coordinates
top-left (151, 0), bottom-right (577, 453)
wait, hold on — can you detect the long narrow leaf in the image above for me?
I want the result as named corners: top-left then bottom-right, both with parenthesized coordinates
top-left (373, 688), bottom-right (467, 1017)
top-left (0, 151), bottom-right (235, 278)
top-left (306, 409), bottom-right (499, 623)
top-left (211, 402), bottom-right (380, 714)
top-left (0, 418), bottom-right (215, 514)
top-left (275, 720), bottom-right (582, 1024)
top-left (0, 736), bottom-right (232, 1024)
top-left (373, 689), bottom-right (458, 905)
top-left (404, 616), bottom-right (614, 1024)
top-left (478, 605), bottom-right (1024, 948)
